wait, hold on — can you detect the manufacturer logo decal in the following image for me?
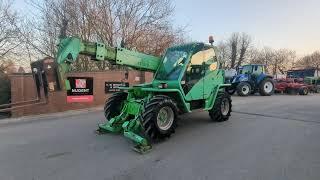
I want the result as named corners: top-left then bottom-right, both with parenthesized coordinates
top-left (75, 79), bottom-right (86, 88)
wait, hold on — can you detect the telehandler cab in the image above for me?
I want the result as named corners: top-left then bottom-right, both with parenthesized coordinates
top-left (54, 36), bottom-right (232, 153)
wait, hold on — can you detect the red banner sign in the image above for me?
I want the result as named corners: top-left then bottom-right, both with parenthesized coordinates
top-left (67, 77), bottom-right (94, 103)
top-left (67, 95), bottom-right (94, 103)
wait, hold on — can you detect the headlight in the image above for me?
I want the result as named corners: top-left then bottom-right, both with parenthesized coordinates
top-left (232, 78), bottom-right (237, 83)
top-left (239, 76), bottom-right (248, 81)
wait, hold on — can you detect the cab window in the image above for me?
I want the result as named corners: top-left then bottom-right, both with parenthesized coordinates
top-left (182, 48), bottom-right (215, 95)
top-left (253, 65), bottom-right (263, 75)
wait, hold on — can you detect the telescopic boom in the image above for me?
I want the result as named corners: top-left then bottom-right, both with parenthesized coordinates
top-left (55, 37), bottom-right (161, 89)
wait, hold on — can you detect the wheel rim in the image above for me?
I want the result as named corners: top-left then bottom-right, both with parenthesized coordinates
top-left (157, 106), bottom-right (174, 131)
top-left (242, 85), bottom-right (250, 94)
top-left (264, 81), bottom-right (273, 93)
top-left (221, 98), bottom-right (230, 116)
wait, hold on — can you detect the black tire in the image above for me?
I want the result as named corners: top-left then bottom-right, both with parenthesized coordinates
top-left (226, 87), bottom-right (236, 95)
top-left (104, 92), bottom-right (127, 121)
top-left (299, 87), bottom-right (308, 95)
top-left (141, 95), bottom-right (178, 142)
top-left (236, 82), bottom-right (251, 96)
top-left (209, 91), bottom-right (232, 122)
top-left (259, 78), bottom-right (274, 96)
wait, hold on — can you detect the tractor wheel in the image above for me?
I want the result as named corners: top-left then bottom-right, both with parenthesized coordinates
top-left (259, 78), bottom-right (274, 96)
top-left (236, 82), bottom-right (251, 96)
top-left (141, 95), bottom-right (178, 142)
top-left (316, 86), bottom-right (320, 93)
top-left (104, 92), bottom-right (127, 121)
top-left (209, 91), bottom-right (232, 122)
top-left (226, 87), bottom-right (236, 95)
top-left (299, 88), bottom-right (308, 95)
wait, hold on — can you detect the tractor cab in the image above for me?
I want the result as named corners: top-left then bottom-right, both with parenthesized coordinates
top-left (238, 64), bottom-right (266, 75)
top-left (152, 42), bottom-right (223, 110)
top-left (232, 64), bottom-right (267, 86)
top-left (228, 64), bottom-right (274, 96)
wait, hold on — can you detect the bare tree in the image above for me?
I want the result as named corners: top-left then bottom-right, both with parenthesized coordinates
top-left (261, 47), bottom-right (276, 69)
top-left (217, 41), bottom-right (229, 68)
top-left (247, 48), bottom-right (263, 64)
top-left (0, 0), bottom-right (19, 106)
top-left (21, 0), bottom-right (185, 72)
top-left (228, 33), bottom-right (239, 68)
top-left (0, 0), bottom-right (20, 70)
top-left (237, 33), bottom-right (251, 68)
top-left (247, 47), bottom-right (296, 75)
top-left (272, 49), bottom-right (295, 75)
top-left (220, 32), bottom-right (251, 69)
top-left (296, 51), bottom-right (320, 69)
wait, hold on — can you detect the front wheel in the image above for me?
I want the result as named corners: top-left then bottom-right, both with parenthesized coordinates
top-left (259, 78), bottom-right (275, 96)
top-left (104, 92), bottom-right (127, 121)
top-left (209, 91), bottom-right (232, 122)
top-left (236, 82), bottom-right (251, 96)
top-left (141, 95), bottom-right (178, 142)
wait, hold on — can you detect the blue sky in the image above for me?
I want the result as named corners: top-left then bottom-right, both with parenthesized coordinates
top-left (14, 0), bottom-right (320, 56)
top-left (173, 0), bottom-right (320, 56)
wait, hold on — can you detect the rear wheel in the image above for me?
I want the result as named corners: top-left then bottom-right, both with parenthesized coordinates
top-left (141, 95), bottom-right (178, 142)
top-left (236, 82), bottom-right (251, 96)
top-left (299, 87), bottom-right (308, 95)
top-left (209, 91), bottom-right (232, 122)
top-left (104, 92), bottom-right (127, 121)
top-left (259, 78), bottom-right (274, 96)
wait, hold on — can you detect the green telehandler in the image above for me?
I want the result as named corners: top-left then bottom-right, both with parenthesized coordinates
top-left (55, 36), bottom-right (232, 153)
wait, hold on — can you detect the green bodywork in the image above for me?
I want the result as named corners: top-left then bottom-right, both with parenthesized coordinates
top-left (304, 77), bottom-right (320, 93)
top-left (55, 37), bottom-right (229, 153)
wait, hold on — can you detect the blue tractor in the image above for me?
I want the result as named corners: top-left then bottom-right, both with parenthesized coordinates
top-left (227, 64), bottom-right (275, 96)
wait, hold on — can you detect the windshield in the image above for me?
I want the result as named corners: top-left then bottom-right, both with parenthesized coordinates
top-left (241, 66), bottom-right (252, 74)
top-left (155, 50), bottom-right (188, 80)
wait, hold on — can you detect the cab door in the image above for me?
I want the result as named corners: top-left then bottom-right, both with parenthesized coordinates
top-left (202, 48), bottom-right (218, 99)
top-left (252, 65), bottom-right (264, 84)
top-left (184, 47), bottom-right (215, 101)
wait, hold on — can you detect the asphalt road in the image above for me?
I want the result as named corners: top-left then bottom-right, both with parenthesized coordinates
top-left (1, 94), bottom-right (320, 180)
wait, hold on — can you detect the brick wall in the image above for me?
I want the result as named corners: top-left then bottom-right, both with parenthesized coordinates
top-left (9, 70), bottom-right (153, 117)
